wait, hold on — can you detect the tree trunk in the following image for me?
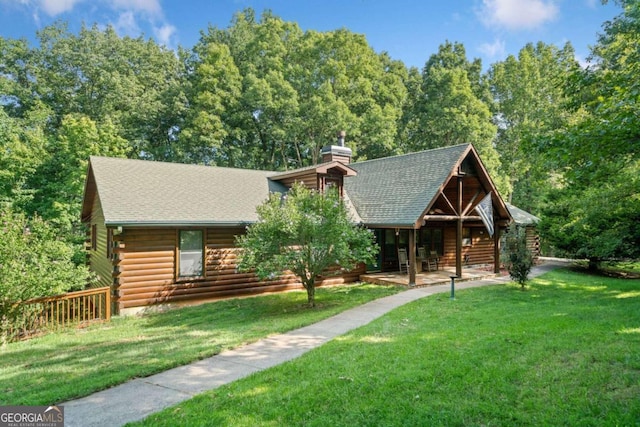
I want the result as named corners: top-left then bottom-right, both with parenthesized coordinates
top-left (304, 279), bottom-right (316, 307)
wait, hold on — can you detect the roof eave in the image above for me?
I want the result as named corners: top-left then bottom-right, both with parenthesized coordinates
top-left (104, 220), bottom-right (256, 228)
top-left (361, 222), bottom-right (418, 229)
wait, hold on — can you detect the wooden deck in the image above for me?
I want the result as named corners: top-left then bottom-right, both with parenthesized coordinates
top-left (361, 266), bottom-right (505, 288)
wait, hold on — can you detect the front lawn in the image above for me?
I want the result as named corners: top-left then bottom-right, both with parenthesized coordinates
top-left (134, 269), bottom-right (640, 426)
top-left (0, 283), bottom-right (401, 405)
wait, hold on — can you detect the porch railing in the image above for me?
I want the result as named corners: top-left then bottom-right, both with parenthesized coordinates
top-left (12, 287), bottom-right (111, 340)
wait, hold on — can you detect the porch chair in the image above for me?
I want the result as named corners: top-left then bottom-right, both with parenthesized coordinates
top-left (426, 250), bottom-right (440, 271)
top-left (398, 248), bottom-right (409, 274)
top-left (417, 247), bottom-right (427, 271)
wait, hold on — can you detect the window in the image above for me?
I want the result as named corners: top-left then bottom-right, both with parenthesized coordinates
top-left (384, 229), bottom-right (398, 261)
top-left (179, 230), bottom-right (203, 278)
top-left (462, 227), bottom-right (472, 247)
top-left (420, 227), bottom-right (444, 255)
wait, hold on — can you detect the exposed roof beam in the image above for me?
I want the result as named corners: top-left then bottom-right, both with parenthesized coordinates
top-left (423, 215), bottom-right (482, 221)
top-left (461, 189), bottom-right (482, 216)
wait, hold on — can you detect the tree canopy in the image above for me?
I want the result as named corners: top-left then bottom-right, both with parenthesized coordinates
top-left (0, 3), bottom-right (637, 269)
top-left (538, 0), bottom-right (640, 263)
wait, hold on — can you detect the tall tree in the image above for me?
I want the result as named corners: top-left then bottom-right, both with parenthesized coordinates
top-left (0, 104), bottom-right (49, 210)
top-left (1, 22), bottom-right (186, 160)
top-left (194, 9), bottom-right (407, 168)
top-left (409, 42), bottom-right (508, 195)
top-left (290, 29), bottom-right (407, 163)
top-left (26, 114), bottom-right (129, 234)
top-left (396, 66), bottom-right (423, 152)
top-left (0, 22), bottom-right (187, 244)
top-left (489, 42), bottom-right (579, 210)
top-left (179, 42), bottom-right (242, 165)
top-left (540, 0), bottom-right (639, 263)
top-left (198, 10), bottom-right (303, 169)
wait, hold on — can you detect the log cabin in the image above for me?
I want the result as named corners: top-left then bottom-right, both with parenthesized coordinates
top-left (82, 142), bottom-right (531, 314)
top-left (505, 202), bottom-right (541, 260)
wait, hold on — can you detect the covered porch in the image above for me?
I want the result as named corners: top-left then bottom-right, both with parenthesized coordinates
top-left (361, 265), bottom-right (503, 288)
top-left (345, 144), bottom-right (513, 287)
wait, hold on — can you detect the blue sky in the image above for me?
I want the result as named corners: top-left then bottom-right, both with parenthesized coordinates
top-left (0, 0), bottom-right (621, 69)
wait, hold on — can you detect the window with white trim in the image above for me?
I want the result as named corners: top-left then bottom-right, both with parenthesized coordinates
top-left (179, 230), bottom-right (203, 278)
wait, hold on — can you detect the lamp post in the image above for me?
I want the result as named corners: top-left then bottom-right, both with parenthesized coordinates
top-left (449, 275), bottom-right (457, 300)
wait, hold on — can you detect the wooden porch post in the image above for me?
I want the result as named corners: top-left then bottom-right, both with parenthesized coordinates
top-left (409, 228), bottom-right (416, 286)
top-left (456, 174), bottom-right (463, 277)
top-left (494, 221), bottom-right (501, 274)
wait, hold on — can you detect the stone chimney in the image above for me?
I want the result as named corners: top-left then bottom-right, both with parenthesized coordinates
top-left (320, 130), bottom-right (352, 164)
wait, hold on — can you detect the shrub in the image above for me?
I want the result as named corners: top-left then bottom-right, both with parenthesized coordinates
top-left (0, 208), bottom-right (92, 343)
top-left (502, 223), bottom-right (534, 289)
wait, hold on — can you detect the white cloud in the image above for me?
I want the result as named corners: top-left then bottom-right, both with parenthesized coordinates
top-left (16, 0), bottom-right (84, 16)
top-left (479, 0), bottom-right (559, 30)
top-left (108, 0), bottom-right (162, 17)
top-left (109, 0), bottom-right (175, 46)
top-left (153, 23), bottom-right (176, 46)
top-left (478, 38), bottom-right (506, 59)
top-left (575, 53), bottom-right (588, 68)
top-left (10, 0), bottom-right (177, 47)
top-left (585, 0), bottom-right (597, 9)
top-left (115, 11), bottom-right (140, 36)
top-left (575, 53), bottom-right (599, 70)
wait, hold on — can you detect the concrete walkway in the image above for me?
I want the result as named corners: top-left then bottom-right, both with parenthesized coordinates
top-left (61, 261), bottom-right (566, 427)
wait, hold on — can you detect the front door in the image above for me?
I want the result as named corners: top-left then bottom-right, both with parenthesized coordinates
top-left (376, 228), bottom-right (409, 272)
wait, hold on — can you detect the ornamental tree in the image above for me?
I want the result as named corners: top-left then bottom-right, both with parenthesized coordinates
top-left (237, 183), bottom-right (378, 307)
top-left (502, 223), bottom-right (534, 290)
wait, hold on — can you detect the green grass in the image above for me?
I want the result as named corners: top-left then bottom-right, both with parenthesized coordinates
top-left (0, 283), bottom-right (401, 405)
top-left (573, 260), bottom-right (640, 277)
top-left (601, 261), bottom-right (640, 277)
top-left (133, 269), bottom-right (640, 427)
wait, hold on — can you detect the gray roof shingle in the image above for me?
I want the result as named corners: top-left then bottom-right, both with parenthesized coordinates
top-left (344, 144), bottom-right (470, 226)
top-left (87, 144), bottom-right (494, 228)
top-left (88, 156), bottom-right (287, 226)
top-left (506, 203), bottom-right (540, 225)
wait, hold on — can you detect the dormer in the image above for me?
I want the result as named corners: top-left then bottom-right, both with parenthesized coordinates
top-left (269, 131), bottom-right (356, 196)
top-left (269, 161), bottom-right (356, 197)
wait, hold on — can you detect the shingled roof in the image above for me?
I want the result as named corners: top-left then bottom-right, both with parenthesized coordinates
top-left (506, 203), bottom-right (540, 225)
top-left (343, 144), bottom-right (471, 227)
top-left (83, 143), bottom-right (513, 228)
top-left (82, 156), bottom-right (287, 226)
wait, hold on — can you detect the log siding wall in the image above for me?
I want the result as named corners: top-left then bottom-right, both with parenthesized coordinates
top-left (274, 170), bottom-right (320, 190)
top-left (111, 226), bottom-right (362, 311)
top-left (439, 224), bottom-right (496, 267)
top-left (525, 226), bottom-right (541, 260)
top-left (87, 196), bottom-right (114, 289)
